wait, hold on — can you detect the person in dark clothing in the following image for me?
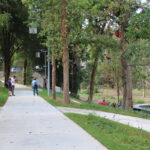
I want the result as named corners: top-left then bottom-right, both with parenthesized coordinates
top-left (112, 101), bottom-right (116, 107)
top-left (8, 78), bottom-right (12, 96)
top-left (32, 78), bottom-right (38, 96)
top-left (118, 100), bottom-right (122, 107)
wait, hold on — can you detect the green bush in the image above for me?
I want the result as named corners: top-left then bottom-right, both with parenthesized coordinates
top-left (94, 87), bottom-right (99, 93)
top-left (0, 86), bottom-right (8, 106)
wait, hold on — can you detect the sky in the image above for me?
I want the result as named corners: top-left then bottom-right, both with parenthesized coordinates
top-left (141, 0), bottom-right (147, 3)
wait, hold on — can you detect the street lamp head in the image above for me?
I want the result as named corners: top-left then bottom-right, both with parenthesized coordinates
top-left (35, 52), bottom-right (40, 58)
top-left (40, 49), bottom-right (47, 53)
top-left (104, 51), bottom-right (107, 55)
top-left (29, 27), bottom-right (37, 34)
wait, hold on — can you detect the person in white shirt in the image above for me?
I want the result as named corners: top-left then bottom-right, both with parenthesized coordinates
top-left (11, 75), bottom-right (16, 96)
top-left (32, 78), bottom-right (38, 96)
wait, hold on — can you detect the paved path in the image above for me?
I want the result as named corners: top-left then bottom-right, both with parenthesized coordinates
top-left (0, 85), bottom-right (107, 150)
top-left (57, 107), bottom-right (150, 132)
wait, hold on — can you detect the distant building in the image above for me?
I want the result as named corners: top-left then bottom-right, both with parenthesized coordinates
top-left (11, 68), bottom-right (21, 73)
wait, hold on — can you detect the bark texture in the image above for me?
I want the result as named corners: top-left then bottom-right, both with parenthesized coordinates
top-left (88, 54), bottom-right (99, 102)
top-left (4, 58), bottom-right (11, 87)
top-left (120, 27), bottom-right (133, 109)
top-left (51, 0), bottom-right (56, 100)
top-left (121, 58), bottom-right (133, 109)
top-left (2, 29), bottom-right (12, 87)
top-left (61, 0), bottom-right (70, 104)
top-left (116, 69), bottom-right (120, 102)
top-left (24, 59), bottom-right (27, 85)
top-left (70, 51), bottom-right (80, 98)
top-left (102, 57), bottom-right (105, 91)
top-left (52, 48), bottom-right (56, 100)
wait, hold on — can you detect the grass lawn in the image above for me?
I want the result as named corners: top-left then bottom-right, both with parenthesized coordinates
top-left (39, 89), bottom-right (150, 119)
top-left (0, 82), bottom-right (9, 106)
top-left (39, 88), bottom-right (80, 107)
top-left (66, 113), bottom-right (150, 150)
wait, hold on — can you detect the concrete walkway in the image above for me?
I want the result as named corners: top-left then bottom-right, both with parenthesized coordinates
top-left (57, 107), bottom-right (150, 132)
top-left (0, 85), bottom-right (107, 150)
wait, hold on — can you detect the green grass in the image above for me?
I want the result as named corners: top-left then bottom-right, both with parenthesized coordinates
top-left (0, 83), bottom-right (9, 106)
top-left (39, 88), bottom-right (81, 107)
top-left (39, 89), bottom-right (150, 119)
top-left (66, 113), bottom-right (150, 150)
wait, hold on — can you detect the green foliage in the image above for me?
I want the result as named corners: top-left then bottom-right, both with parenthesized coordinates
top-left (1, 0), bottom-right (150, 104)
top-left (127, 9), bottom-right (150, 40)
top-left (0, 1), bottom-right (28, 58)
top-left (124, 39), bottom-right (150, 88)
top-left (0, 0), bottom-right (30, 85)
top-left (25, 0), bottom-right (62, 59)
top-left (0, 83), bottom-right (8, 106)
top-left (94, 86), bottom-right (99, 93)
top-left (0, 13), bottom-right (11, 28)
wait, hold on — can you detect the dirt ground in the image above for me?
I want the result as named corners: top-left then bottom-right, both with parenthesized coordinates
top-left (80, 88), bottom-right (150, 103)
top-left (100, 88), bottom-right (150, 101)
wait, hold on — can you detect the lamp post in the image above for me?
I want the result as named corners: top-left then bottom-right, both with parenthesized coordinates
top-left (29, 25), bottom-right (50, 96)
top-left (40, 50), bottom-right (47, 80)
top-left (36, 49), bottom-right (50, 95)
top-left (38, 50), bottom-right (47, 89)
top-left (47, 27), bottom-right (51, 97)
top-left (48, 47), bottom-right (50, 96)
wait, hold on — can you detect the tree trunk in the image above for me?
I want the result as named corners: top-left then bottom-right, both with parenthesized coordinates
top-left (71, 53), bottom-right (80, 98)
top-left (116, 69), bottom-right (120, 102)
top-left (24, 59), bottom-right (27, 85)
top-left (121, 58), bottom-right (133, 109)
top-left (2, 29), bottom-right (12, 87)
top-left (143, 81), bottom-right (146, 98)
top-left (102, 57), bottom-right (105, 91)
top-left (4, 58), bottom-right (11, 87)
top-left (52, 47), bottom-right (56, 100)
top-left (88, 54), bottom-right (99, 102)
top-left (51, 0), bottom-right (56, 99)
top-left (113, 67), bottom-right (116, 89)
top-left (61, 0), bottom-right (70, 104)
top-left (120, 30), bottom-right (133, 109)
top-left (121, 57), bottom-right (133, 109)
top-left (107, 60), bottom-right (109, 88)
top-left (119, 12), bottom-right (133, 109)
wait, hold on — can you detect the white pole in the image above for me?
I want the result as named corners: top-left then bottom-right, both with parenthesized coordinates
top-left (45, 52), bottom-right (47, 79)
top-left (48, 47), bottom-right (50, 96)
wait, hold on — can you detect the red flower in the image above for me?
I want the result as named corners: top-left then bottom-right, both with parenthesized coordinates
top-left (115, 30), bottom-right (122, 38)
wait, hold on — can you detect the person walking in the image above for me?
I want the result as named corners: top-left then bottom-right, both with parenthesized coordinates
top-left (11, 75), bottom-right (16, 96)
top-left (32, 78), bottom-right (38, 96)
top-left (8, 78), bottom-right (12, 96)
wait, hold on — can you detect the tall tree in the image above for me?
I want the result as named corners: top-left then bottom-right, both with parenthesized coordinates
top-left (85, 0), bottom-right (117, 101)
top-left (61, 0), bottom-right (70, 104)
top-left (67, 0), bottom-right (88, 98)
top-left (109, 0), bottom-right (150, 109)
top-left (108, 0), bottom-right (137, 109)
top-left (0, 0), bottom-right (28, 86)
